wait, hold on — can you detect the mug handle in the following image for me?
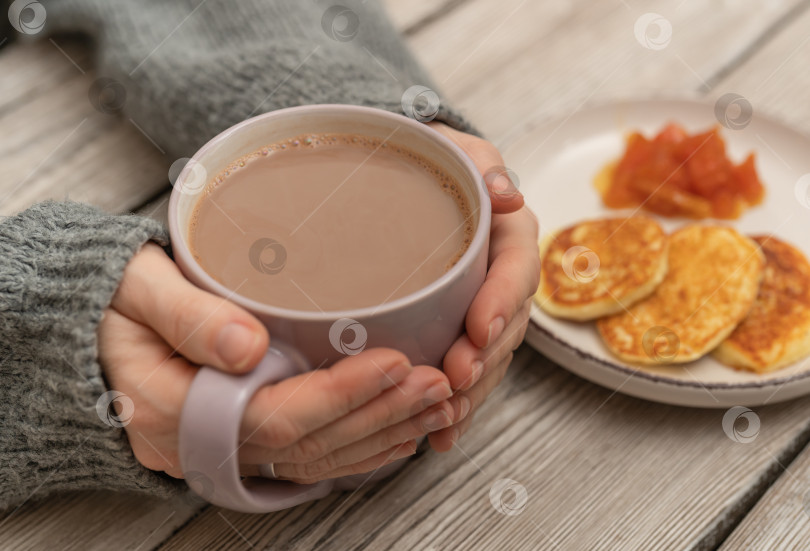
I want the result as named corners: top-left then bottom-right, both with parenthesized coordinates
top-left (178, 344), bottom-right (336, 513)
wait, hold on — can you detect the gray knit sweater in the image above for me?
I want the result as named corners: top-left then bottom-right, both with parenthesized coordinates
top-left (0, 0), bottom-right (474, 510)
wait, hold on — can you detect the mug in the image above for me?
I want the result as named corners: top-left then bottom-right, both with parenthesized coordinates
top-left (168, 104), bottom-right (491, 513)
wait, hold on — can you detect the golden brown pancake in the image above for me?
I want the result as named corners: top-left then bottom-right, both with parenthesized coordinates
top-left (534, 216), bottom-right (668, 321)
top-left (714, 236), bottom-right (810, 372)
top-left (597, 225), bottom-right (764, 364)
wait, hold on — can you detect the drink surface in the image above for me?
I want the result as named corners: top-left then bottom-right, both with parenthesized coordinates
top-left (190, 133), bottom-right (473, 312)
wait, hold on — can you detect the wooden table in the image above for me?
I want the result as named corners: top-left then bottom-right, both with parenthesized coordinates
top-left (3, 0), bottom-right (810, 548)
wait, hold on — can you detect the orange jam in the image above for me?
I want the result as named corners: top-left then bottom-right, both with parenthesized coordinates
top-left (597, 123), bottom-right (765, 219)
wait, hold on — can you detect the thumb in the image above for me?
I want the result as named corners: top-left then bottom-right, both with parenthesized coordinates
top-left (427, 122), bottom-right (524, 214)
top-left (111, 243), bottom-right (269, 373)
top-left (482, 165), bottom-right (524, 214)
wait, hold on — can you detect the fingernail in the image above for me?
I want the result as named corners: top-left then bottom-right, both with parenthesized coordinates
top-left (451, 428), bottom-right (460, 446)
top-left (458, 395), bottom-right (472, 421)
top-left (216, 323), bottom-right (259, 371)
top-left (486, 317), bottom-right (505, 348)
top-left (381, 361), bottom-right (412, 390)
top-left (469, 361), bottom-right (484, 388)
top-left (486, 172), bottom-right (522, 198)
top-left (425, 382), bottom-right (452, 403)
top-left (423, 409), bottom-right (452, 431)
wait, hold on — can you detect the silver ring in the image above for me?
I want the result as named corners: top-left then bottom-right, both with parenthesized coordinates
top-left (259, 462), bottom-right (277, 479)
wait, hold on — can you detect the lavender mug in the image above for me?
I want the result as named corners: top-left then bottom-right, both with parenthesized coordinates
top-left (168, 105), bottom-right (491, 513)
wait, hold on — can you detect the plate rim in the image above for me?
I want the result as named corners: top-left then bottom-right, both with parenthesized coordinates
top-left (529, 318), bottom-right (810, 390)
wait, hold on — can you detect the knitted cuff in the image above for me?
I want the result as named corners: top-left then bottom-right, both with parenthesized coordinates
top-left (0, 200), bottom-right (186, 510)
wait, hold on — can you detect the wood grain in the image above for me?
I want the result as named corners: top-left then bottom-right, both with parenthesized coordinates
top-left (383, 0), bottom-right (464, 34)
top-left (405, 0), bottom-right (810, 146)
top-left (136, 189), bottom-right (172, 228)
top-left (707, 0), bottom-right (810, 138)
top-left (0, 38), bottom-right (169, 216)
top-left (0, 491), bottom-right (202, 551)
top-left (720, 440), bottom-right (810, 550)
top-left (709, 10), bottom-right (810, 549)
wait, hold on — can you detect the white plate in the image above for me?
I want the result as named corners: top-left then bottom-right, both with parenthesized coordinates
top-left (508, 98), bottom-right (810, 408)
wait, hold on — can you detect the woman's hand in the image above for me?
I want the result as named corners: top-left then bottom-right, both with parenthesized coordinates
top-left (426, 122), bottom-right (541, 452)
top-left (98, 243), bottom-right (458, 484)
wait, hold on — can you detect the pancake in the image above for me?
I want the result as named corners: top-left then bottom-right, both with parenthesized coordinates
top-left (534, 216), bottom-right (668, 321)
top-left (713, 236), bottom-right (810, 373)
top-left (597, 225), bottom-right (764, 364)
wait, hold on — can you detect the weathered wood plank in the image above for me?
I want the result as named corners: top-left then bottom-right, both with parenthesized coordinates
top-left (405, 0), bottom-right (810, 146)
top-left (0, 491), bottom-right (203, 551)
top-left (157, 345), bottom-right (810, 550)
top-left (706, 10), bottom-right (810, 549)
top-left (706, 0), bottom-right (810, 139)
top-left (0, 38), bottom-right (169, 217)
top-left (136, 189), bottom-right (172, 229)
top-left (382, 0), bottom-right (463, 34)
top-left (0, 36), bottom-right (92, 108)
top-left (720, 441), bottom-right (810, 550)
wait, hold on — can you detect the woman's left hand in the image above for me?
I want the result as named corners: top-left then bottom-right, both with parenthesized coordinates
top-left (426, 122), bottom-right (541, 452)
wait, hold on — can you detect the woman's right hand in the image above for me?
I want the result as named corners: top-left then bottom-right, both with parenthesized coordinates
top-left (98, 242), bottom-right (462, 484)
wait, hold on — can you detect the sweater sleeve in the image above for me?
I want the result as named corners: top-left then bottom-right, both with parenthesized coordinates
top-left (2, 0), bottom-right (477, 508)
top-left (38, 0), bottom-right (479, 161)
top-left (0, 201), bottom-right (185, 510)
